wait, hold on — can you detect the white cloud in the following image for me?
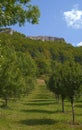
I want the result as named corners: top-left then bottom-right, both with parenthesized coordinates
top-left (77, 41), bottom-right (82, 46)
top-left (64, 6), bottom-right (82, 29)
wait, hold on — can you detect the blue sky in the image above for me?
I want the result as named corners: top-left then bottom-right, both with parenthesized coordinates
top-left (11, 0), bottom-right (82, 46)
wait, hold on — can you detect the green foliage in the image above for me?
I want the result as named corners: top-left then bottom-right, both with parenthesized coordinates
top-left (62, 61), bottom-right (82, 99)
top-left (24, 76), bottom-right (36, 95)
top-left (0, 40), bottom-right (25, 106)
top-left (36, 58), bottom-right (51, 76)
top-left (62, 61), bottom-right (82, 123)
top-left (0, 34), bottom-right (37, 106)
top-left (16, 51), bottom-right (37, 96)
top-left (74, 46), bottom-right (82, 65)
top-left (47, 62), bottom-right (67, 112)
top-left (0, 0), bottom-right (40, 27)
top-left (16, 51), bottom-right (37, 77)
top-left (47, 59), bottom-right (82, 123)
top-left (48, 62), bottom-right (64, 95)
top-left (47, 60), bottom-right (82, 101)
top-left (0, 31), bottom-right (82, 107)
top-left (0, 31), bottom-right (82, 78)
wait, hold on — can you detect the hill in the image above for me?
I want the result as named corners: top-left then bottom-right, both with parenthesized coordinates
top-left (0, 30), bottom-right (82, 77)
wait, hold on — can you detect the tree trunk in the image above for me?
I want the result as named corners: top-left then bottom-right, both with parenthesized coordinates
top-left (61, 95), bottom-right (64, 113)
top-left (71, 97), bottom-right (75, 124)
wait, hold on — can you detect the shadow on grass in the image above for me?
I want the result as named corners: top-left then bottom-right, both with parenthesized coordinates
top-left (0, 104), bottom-right (13, 110)
top-left (23, 101), bottom-right (56, 106)
top-left (75, 104), bottom-right (82, 108)
top-left (29, 99), bottom-right (56, 102)
top-left (21, 109), bottom-right (58, 114)
top-left (76, 100), bottom-right (82, 103)
top-left (76, 113), bottom-right (82, 117)
top-left (34, 95), bottom-right (54, 99)
top-left (19, 118), bottom-right (57, 126)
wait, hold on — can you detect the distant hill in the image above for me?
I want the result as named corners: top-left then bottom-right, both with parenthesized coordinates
top-left (0, 28), bottom-right (65, 42)
top-left (0, 30), bottom-right (82, 77)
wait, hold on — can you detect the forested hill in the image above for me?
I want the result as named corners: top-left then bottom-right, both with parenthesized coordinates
top-left (0, 31), bottom-right (82, 77)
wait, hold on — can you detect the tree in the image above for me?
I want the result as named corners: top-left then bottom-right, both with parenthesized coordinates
top-left (62, 61), bottom-right (82, 124)
top-left (0, 41), bottom-right (25, 106)
top-left (0, 33), bottom-right (38, 106)
top-left (47, 60), bottom-right (82, 123)
top-left (17, 51), bottom-right (37, 77)
top-left (47, 62), bottom-right (66, 112)
top-left (0, 0), bottom-right (40, 27)
top-left (36, 58), bottom-right (51, 77)
top-left (74, 46), bottom-right (82, 65)
top-left (16, 52), bottom-right (37, 95)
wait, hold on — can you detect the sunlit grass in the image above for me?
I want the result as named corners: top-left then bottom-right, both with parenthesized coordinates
top-left (0, 84), bottom-right (82, 130)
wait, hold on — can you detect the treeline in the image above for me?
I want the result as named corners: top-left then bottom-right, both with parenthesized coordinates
top-left (0, 32), bottom-right (37, 106)
top-left (0, 31), bottom-right (82, 108)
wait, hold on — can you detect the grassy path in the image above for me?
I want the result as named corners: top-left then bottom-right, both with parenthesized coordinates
top-left (0, 82), bottom-right (82, 130)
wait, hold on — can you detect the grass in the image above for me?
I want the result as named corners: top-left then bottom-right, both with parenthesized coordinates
top-left (0, 84), bottom-right (82, 130)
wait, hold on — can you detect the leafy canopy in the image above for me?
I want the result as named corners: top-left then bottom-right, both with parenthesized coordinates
top-left (0, 0), bottom-right (40, 27)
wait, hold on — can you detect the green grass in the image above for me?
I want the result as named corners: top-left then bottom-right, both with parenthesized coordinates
top-left (0, 84), bottom-right (82, 130)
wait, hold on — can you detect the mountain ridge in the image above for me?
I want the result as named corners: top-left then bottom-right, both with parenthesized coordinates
top-left (27, 36), bottom-right (65, 41)
top-left (0, 28), bottom-right (65, 42)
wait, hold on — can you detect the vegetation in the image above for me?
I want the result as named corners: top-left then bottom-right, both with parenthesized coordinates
top-left (0, 33), bottom-right (37, 106)
top-left (0, 31), bottom-right (82, 127)
top-left (47, 61), bottom-right (82, 124)
top-left (62, 61), bottom-right (82, 124)
top-left (0, 83), bottom-right (82, 130)
top-left (47, 62), bottom-right (66, 113)
top-left (0, 0), bottom-right (40, 27)
top-left (1, 0), bottom-right (82, 128)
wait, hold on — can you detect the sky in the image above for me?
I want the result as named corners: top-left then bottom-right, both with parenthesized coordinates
top-left (10, 0), bottom-right (82, 46)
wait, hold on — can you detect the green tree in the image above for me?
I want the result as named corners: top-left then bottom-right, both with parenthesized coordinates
top-left (0, 41), bottom-right (25, 106)
top-left (0, 0), bottom-right (40, 27)
top-left (17, 51), bottom-right (37, 77)
top-left (16, 52), bottom-right (37, 95)
top-left (47, 62), bottom-right (66, 112)
top-left (74, 46), bottom-right (82, 65)
top-left (62, 61), bottom-right (82, 124)
top-left (36, 58), bottom-right (51, 77)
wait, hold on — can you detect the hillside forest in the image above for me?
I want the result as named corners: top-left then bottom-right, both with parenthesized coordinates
top-left (0, 31), bottom-right (82, 126)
